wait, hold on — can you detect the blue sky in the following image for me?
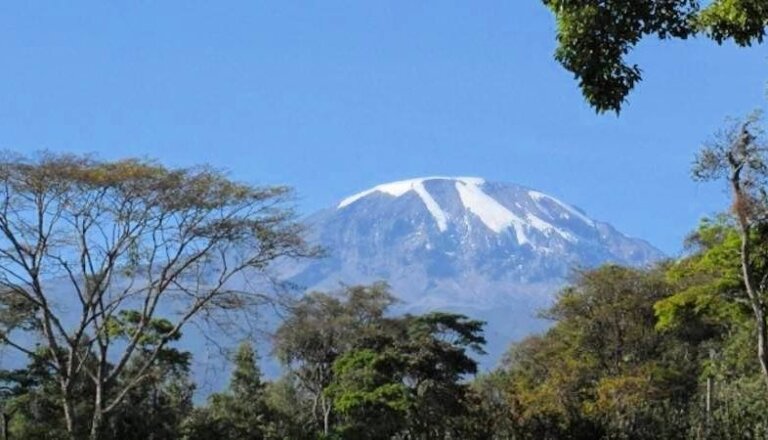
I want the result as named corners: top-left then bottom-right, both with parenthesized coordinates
top-left (0, 1), bottom-right (765, 254)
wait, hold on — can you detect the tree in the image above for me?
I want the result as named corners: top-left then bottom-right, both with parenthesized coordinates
top-left (692, 116), bottom-right (768, 390)
top-left (273, 284), bottom-right (488, 439)
top-left (543, 0), bottom-right (767, 113)
top-left (543, 266), bottom-right (672, 377)
top-left (466, 372), bottom-right (519, 440)
top-left (273, 283), bottom-right (397, 436)
top-left (398, 312), bottom-right (486, 440)
top-left (262, 373), bottom-right (315, 439)
top-left (229, 342), bottom-right (267, 405)
top-left (326, 312), bottom-right (487, 440)
top-left (325, 348), bottom-right (410, 439)
top-left (104, 325), bottom-right (194, 440)
top-left (0, 351), bottom-right (77, 440)
top-left (500, 265), bottom-right (697, 440)
top-left (183, 342), bottom-right (272, 440)
top-left (655, 217), bottom-right (746, 335)
top-left (0, 152), bottom-right (315, 440)
top-left (212, 341), bottom-right (272, 439)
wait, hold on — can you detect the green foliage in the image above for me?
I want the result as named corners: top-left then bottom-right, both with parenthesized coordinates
top-left (183, 342), bottom-right (273, 440)
top-left (326, 349), bottom-right (409, 439)
top-left (699, 0), bottom-right (768, 45)
top-left (273, 284), bottom-right (487, 439)
top-left (263, 373), bottom-right (316, 439)
top-left (273, 283), bottom-right (398, 435)
top-left (329, 349), bottom-right (410, 413)
top-left (106, 365), bottom-right (194, 440)
top-left (655, 218), bottom-right (747, 334)
top-left (1, 358), bottom-right (74, 440)
top-left (543, 0), bottom-right (766, 112)
top-left (689, 376), bottom-right (768, 439)
top-left (497, 264), bottom-right (705, 439)
top-left (490, 121), bottom-right (768, 436)
top-left (4, 263), bottom-right (768, 440)
top-left (0, 347), bottom-right (100, 440)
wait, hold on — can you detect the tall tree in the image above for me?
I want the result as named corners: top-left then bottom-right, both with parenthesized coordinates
top-left (0, 152), bottom-right (315, 440)
top-left (398, 312), bottom-right (486, 439)
top-left (273, 283), bottom-right (397, 436)
top-left (692, 115), bottom-right (768, 389)
top-left (500, 265), bottom-right (697, 439)
top-left (183, 342), bottom-right (271, 440)
top-left (326, 348), bottom-right (410, 440)
top-left (326, 312), bottom-right (487, 440)
top-left (543, 0), bottom-right (767, 113)
top-left (0, 351), bottom-right (79, 440)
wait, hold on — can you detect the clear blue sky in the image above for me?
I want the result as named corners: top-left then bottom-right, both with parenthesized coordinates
top-left (0, 1), bottom-right (765, 254)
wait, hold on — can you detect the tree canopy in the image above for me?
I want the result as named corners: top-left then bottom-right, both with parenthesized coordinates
top-left (0, 152), bottom-right (316, 440)
top-left (543, 0), bottom-right (768, 113)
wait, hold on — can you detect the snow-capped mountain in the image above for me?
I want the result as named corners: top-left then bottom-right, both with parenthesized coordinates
top-left (284, 177), bottom-right (661, 302)
top-left (278, 177), bottom-right (664, 365)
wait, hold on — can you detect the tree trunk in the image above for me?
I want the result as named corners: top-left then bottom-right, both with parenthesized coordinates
top-left (757, 315), bottom-right (768, 390)
top-left (89, 408), bottom-right (103, 440)
top-left (61, 384), bottom-right (77, 440)
top-left (88, 382), bottom-right (104, 440)
top-left (739, 234), bottom-right (768, 390)
top-left (1, 411), bottom-right (9, 440)
top-left (706, 348), bottom-right (715, 429)
top-left (732, 170), bottom-right (768, 391)
top-left (322, 395), bottom-right (331, 436)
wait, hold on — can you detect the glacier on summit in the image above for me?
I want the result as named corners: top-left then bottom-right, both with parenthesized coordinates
top-left (338, 177), bottom-right (576, 242)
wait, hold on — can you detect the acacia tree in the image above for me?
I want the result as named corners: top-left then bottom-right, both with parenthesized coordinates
top-left (0, 152), bottom-right (315, 440)
top-left (693, 116), bottom-right (768, 389)
top-left (543, 0), bottom-right (767, 113)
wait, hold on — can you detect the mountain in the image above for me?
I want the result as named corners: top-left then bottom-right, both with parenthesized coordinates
top-left (277, 177), bottom-right (663, 367)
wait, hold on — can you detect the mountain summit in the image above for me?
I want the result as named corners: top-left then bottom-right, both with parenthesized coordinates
top-left (278, 177), bottom-right (663, 362)
top-left (284, 177), bottom-right (661, 304)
